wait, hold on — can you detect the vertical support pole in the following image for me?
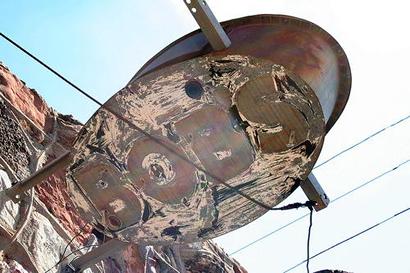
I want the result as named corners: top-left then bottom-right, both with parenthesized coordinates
top-left (183, 0), bottom-right (231, 50)
top-left (4, 151), bottom-right (72, 203)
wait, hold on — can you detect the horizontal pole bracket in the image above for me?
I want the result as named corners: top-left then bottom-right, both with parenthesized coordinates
top-left (300, 173), bottom-right (330, 211)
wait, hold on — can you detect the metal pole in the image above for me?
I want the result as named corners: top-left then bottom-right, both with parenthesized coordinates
top-left (300, 173), bottom-right (330, 212)
top-left (183, 0), bottom-right (231, 50)
top-left (4, 150), bottom-right (72, 203)
top-left (65, 239), bottom-right (130, 272)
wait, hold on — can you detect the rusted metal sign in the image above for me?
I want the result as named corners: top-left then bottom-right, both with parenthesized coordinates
top-left (131, 15), bottom-right (351, 132)
top-left (2, 14), bottom-right (351, 248)
top-left (67, 55), bottom-right (325, 244)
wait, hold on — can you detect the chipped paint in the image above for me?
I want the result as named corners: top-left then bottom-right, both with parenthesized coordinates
top-left (213, 150), bottom-right (232, 160)
top-left (67, 54), bottom-right (325, 245)
top-left (109, 199), bottom-right (127, 213)
top-left (141, 153), bottom-right (176, 186)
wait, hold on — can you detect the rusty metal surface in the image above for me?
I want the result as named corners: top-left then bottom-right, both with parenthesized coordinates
top-left (67, 55), bottom-right (325, 244)
top-left (130, 14), bottom-right (351, 132)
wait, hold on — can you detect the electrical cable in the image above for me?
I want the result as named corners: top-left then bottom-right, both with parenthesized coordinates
top-left (282, 207), bottom-right (410, 273)
top-left (3, 31), bottom-right (410, 212)
top-left (229, 159), bottom-right (410, 255)
top-left (0, 31), bottom-right (324, 273)
top-left (0, 31), bottom-right (283, 211)
top-left (60, 222), bottom-right (89, 264)
top-left (0, 31), bottom-right (320, 212)
top-left (306, 206), bottom-right (313, 273)
top-left (44, 244), bottom-right (101, 273)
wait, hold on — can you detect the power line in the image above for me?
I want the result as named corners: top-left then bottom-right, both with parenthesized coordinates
top-left (282, 207), bottom-right (410, 273)
top-left (0, 33), bottom-right (102, 106)
top-left (314, 114), bottom-right (410, 169)
top-left (229, 159), bottom-right (410, 255)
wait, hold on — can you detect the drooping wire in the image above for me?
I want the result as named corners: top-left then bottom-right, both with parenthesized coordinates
top-left (60, 222), bottom-right (89, 263)
top-left (306, 206), bottom-right (313, 273)
top-left (229, 159), bottom-right (410, 255)
top-left (282, 207), bottom-right (410, 273)
top-left (0, 31), bottom-right (284, 211)
top-left (0, 32), bottom-right (102, 106)
top-left (47, 225), bottom-right (110, 273)
top-left (2, 31), bottom-right (410, 212)
top-left (3, 31), bottom-right (410, 213)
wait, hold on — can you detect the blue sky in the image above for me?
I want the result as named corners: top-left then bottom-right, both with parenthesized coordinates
top-left (1, 1), bottom-right (410, 272)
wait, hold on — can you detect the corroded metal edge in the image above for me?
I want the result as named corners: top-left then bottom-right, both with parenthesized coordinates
top-left (129, 14), bottom-right (351, 133)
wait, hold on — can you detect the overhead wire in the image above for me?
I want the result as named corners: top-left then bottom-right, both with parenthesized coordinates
top-left (229, 158), bottom-right (410, 255)
top-left (0, 31), bottom-right (291, 211)
top-left (314, 114), bottom-right (410, 169)
top-left (282, 207), bottom-right (410, 273)
top-left (3, 31), bottom-right (410, 211)
top-left (2, 31), bottom-right (410, 213)
top-left (2, 30), bottom-right (410, 272)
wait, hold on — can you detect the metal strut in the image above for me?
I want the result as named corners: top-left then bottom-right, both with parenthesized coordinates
top-left (183, 0), bottom-right (231, 50)
top-left (300, 173), bottom-right (330, 212)
top-left (63, 239), bottom-right (130, 273)
top-left (4, 151), bottom-right (72, 203)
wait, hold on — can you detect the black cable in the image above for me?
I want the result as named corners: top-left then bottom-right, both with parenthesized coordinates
top-left (306, 206), bottom-right (313, 273)
top-left (1, 32), bottom-right (323, 273)
top-left (60, 222), bottom-right (89, 263)
top-left (0, 31), bottom-right (282, 211)
top-left (229, 159), bottom-right (410, 255)
top-left (282, 207), bottom-right (410, 273)
top-left (272, 201), bottom-right (316, 211)
top-left (2, 32), bottom-right (324, 273)
top-left (44, 244), bottom-right (101, 273)
top-left (0, 32), bottom-right (102, 106)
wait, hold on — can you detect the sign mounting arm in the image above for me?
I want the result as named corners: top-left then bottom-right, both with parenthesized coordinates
top-left (183, 0), bottom-right (231, 50)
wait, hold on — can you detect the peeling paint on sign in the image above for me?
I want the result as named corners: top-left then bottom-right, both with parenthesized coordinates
top-left (67, 55), bottom-right (325, 244)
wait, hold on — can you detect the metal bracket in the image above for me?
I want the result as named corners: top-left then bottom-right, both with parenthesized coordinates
top-left (183, 0), bottom-right (231, 50)
top-left (65, 239), bottom-right (129, 272)
top-left (4, 151), bottom-right (72, 203)
top-left (300, 173), bottom-right (330, 211)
